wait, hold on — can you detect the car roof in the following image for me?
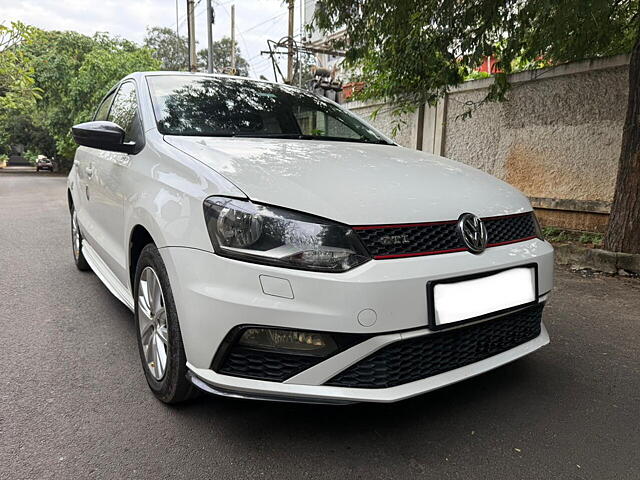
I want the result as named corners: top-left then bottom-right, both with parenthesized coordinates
top-left (125, 71), bottom-right (285, 89)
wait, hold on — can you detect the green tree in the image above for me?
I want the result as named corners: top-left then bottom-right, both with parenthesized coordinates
top-left (14, 29), bottom-right (160, 168)
top-left (144, 26), bottom-right (189, 71)
top-left (0, 22), bottom-right (42, 156)
top-left (0, 22), bottom-right (41, 111)
top-left (198, 36), bottom-right (250, 76)
top-left (314, 0), bottom-right (640, 254)
top-left (25, 30), bottom-right (98, 158)
top-left (58, 36), bottom-right (160, 159)
top-left (1, 113), bottom-right (56, 157)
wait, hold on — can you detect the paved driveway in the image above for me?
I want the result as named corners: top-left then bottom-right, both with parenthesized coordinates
top-left (1, 173), bottom-right (638, 479)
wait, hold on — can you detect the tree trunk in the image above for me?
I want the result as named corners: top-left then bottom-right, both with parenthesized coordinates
top-left (604, 32), bottom-right (640, 254)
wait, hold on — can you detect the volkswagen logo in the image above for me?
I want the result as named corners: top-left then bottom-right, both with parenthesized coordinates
top-left (458, 213), bottom-right (488, 253)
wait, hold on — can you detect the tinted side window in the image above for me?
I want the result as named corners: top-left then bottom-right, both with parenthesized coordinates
top-left (94, 91), bottom-right (115, 121)
top-left (108, 82), bottom-right (139, 142)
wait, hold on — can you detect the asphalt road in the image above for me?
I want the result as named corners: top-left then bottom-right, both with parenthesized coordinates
top-left (1, 172), bottom-right (639, 480)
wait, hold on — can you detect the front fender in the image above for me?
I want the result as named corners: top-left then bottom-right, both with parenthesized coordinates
top-left (123, 134), bottom-right (246, 289)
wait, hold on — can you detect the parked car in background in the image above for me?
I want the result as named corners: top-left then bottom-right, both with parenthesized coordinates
top-left (36, 156), bottom-right (54, 172)
top-left (68, 72), bottom-right (554, 405)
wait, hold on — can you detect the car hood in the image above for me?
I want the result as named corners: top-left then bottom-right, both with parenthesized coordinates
top-left (165, 136), bottom-right (531, 225)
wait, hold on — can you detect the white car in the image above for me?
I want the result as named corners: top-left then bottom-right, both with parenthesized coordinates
top-left (68, 72), bottom-right (554, 404)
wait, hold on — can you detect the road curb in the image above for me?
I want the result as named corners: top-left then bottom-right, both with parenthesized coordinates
top-left (554, 243), bottom-right (640, 275)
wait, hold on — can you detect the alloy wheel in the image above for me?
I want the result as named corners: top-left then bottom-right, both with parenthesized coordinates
top-left (137, 267), bottom-right (169, 380)
top-left (71, 210), bottom-right (81, 260)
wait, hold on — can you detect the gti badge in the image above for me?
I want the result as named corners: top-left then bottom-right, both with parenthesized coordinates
top-left (458, 213), bottom-right (488, 253)
top-left (379, 234), bottom-right (411, 246)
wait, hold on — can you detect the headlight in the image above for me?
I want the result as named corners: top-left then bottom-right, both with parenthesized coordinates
top-left (203, 197), bottom-right (370, 272)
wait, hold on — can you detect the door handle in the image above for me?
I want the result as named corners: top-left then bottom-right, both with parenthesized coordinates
top-left (85, 165), bottom-right (94, 179)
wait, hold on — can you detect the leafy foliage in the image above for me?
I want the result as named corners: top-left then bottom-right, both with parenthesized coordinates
top-left (0, 113), bottom-right (56, 157)
top-left (1, 28), bottom-right (159, 169)
top-left (0, 22), bottom-right (41, 111)
top-left (313, 0), bottom-right (639, 109)
top-left (144, 27), bottom-right (189, 71)
top-left (197, 36), bottom-right (250, 76)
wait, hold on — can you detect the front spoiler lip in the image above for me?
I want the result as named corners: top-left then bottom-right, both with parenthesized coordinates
top-left (186, 323), bottom-right (550, 404)
top-left (187, 371), bottom-right (355, 405)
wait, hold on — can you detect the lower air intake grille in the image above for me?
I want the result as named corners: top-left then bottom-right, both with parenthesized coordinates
top-left (218, 348), bottom-right (322, 382)
top-left (326, 305), bottom-right (543, 389)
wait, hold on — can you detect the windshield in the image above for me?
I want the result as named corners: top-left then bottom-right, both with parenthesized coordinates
top-left (146, 75), bottom-right (393, 144)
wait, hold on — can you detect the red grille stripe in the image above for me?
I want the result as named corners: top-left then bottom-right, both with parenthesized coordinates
top-left (487, 235), bottom-right (537, 248)
top-left (353, 220), bottom-right (458, 230)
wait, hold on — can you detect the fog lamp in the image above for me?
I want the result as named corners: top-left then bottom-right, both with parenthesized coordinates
top-left (238, 328), bottom-right (338, 357)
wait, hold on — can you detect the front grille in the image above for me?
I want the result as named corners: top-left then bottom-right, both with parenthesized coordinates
top-left (484, 213), bottom-right (538, 246)
top-left (218, 347), bottom-right (322, 382)
top-left (326, 305), bottom-right (543, 389)
top-left (353, 212), bottom-right (537, 259)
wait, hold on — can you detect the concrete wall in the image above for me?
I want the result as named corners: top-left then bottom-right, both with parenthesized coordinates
top-left (346, 100), bottom-right (420, 149)
top-left (346, 55), bottom-right (631, 232)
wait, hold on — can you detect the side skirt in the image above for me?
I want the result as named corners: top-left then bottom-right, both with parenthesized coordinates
top-left (82, 240), bottom-right (135, 311)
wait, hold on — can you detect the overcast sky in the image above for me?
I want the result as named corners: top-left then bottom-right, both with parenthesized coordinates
top-left (1, 0), bottom-right (306, 79)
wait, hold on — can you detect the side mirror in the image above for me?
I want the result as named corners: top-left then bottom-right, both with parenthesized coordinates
top-left (71, 121), bottom-right (137, 154)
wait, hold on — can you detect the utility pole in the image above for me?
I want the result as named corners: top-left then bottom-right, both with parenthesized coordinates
top-left (175, 0), bottom-right (180, 60)
top-left (186, 0), bottom-right (197, 72)
top-left (206, 0), bottom-right (215, 73)
top-left (230, 4), bottom-right (236, 74)
top-left (299, 0), bottom-right (303, 86)
top-left (287, 0), bottom-right (294, 84)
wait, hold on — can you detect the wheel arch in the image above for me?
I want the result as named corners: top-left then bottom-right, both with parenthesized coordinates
top-left (129, 224), bottom-right (156, 292)
top-left (67, 188), bottom-right (74, 213)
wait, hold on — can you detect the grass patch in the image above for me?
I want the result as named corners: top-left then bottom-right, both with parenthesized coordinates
top-left (542, 227), bottom-right (604, 247)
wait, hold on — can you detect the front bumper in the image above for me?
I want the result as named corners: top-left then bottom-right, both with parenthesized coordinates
top-left (160, 239), bottom-right (554, 403)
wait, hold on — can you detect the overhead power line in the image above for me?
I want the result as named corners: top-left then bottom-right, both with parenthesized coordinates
top-left (240, 11), bottom-right (287, 35)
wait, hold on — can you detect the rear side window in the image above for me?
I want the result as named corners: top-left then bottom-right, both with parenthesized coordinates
top-left (108, 82), bottom-right (139, 142)
top-left (94, 91), bottom-right (115, 121)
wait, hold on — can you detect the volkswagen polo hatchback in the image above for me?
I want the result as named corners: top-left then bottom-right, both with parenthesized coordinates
top-left (68, 72), bottom-right (553, 404)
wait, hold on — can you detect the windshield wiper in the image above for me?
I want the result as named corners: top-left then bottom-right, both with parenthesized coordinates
top-left (233, 133), bottom-right (394, 145)
top-left (363, 138), bottom-right (395, 145)
top-left (177, 132), bottom-right (237, 137)
top-left (233, 133), bottom-right (307, 139)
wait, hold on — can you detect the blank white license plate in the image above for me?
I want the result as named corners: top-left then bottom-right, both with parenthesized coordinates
top-left (432, 267), bottom-right (536, 327)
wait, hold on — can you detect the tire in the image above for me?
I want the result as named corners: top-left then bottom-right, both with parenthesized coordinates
top-left (134, 244), bottom-right (197, 404)
top-left (71, 205), bottom-right (91, 271)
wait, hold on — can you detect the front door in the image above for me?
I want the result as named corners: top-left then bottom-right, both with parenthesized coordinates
top-left (75, 88), bottom-right (116, 252)
top-left (87, 81), bottom-right (143, 287)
